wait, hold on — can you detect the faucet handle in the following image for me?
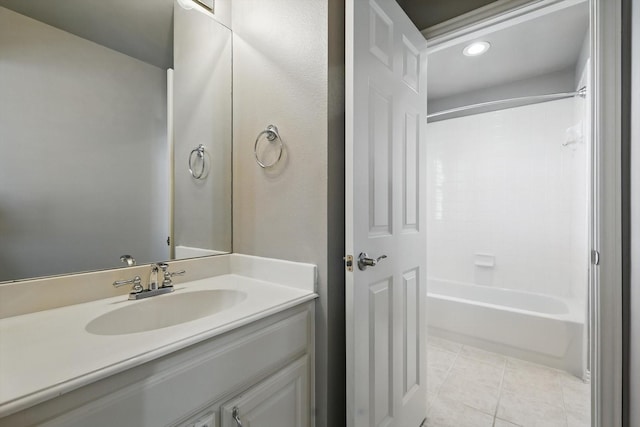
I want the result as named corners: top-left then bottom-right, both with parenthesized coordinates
top-left (160, 267), bottom-right (186, 287)
top-left (113, 276), bottom-right (144, 293)
top-left (156, 263), bottom-right (171, 287)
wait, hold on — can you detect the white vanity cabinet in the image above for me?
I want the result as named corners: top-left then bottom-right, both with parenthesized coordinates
top-left (0, 303), bottom-right (314, 427)
top-left (220, 356), bottom-right (309, 427)
top-left (182, 355), bottom-right (310, 427)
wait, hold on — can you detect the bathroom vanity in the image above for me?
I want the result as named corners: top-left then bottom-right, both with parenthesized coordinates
top-left (0, 255), bottom-right (317, 427)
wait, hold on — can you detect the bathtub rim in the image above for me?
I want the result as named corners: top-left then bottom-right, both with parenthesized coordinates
top-left (427, 277), bottom-right (586, 324)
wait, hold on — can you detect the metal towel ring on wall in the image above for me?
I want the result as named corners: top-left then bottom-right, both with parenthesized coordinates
top-left (254, 125), bottom-right (283, 168)
top-left (188, 144), bottom-right (206, 179)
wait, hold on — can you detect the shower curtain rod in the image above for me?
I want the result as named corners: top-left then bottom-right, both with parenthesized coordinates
top-left (427, 86), bottom-right (587, 120)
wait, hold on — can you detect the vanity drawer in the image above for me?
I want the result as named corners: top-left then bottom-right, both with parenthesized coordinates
top-left (1, 305), bottom-right (312, 427)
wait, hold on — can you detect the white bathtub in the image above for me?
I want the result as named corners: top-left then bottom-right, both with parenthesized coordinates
top-left (427, 278), bottom-right (586, 377)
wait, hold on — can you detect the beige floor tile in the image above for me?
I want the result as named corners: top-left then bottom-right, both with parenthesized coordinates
top-left (494, 419), bottom-right (521, 427)
top-left (557, 370), bottom-right (589, 387)
top-left (505, 357), bottom-right (561, 378)
top-left (438, 369), bottom-right (501, 415)
top-left (425, 336), bottom-right (590, 427)
top-left (502, 359), bottom-right (564, 405)
top-left (460, 345), bottom-right (507, 368)
top-left (563, 384), bottom-right (590, 414)
top-left (426, 396), bottom-right (494, 427)
top-left (501, 374), bottom-right (564, 406)
top-left (436, 355), bottom-right (505, 414)
top-left (559, 374), bottom-right (590, 415)
top-left (427, 346), bottom-right (458, 394)
top-left (427, 392), bottom-right (437, 413)
top-left (497, 389), bottom-right (568, 427)
top-left (428, 335), bottom-right (463, 354)
top-left (566, 409), bottom-right (590, 427)
top-left (561, 374), bottom-right (591, 426)
top-left (452, 356), bottom-right (505, 389)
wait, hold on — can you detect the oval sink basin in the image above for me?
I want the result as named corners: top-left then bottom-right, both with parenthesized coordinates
top-left (86, 290), bottom-right (248, 335)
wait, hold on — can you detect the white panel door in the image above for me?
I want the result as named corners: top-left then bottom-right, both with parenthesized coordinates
top-left (346, 0), bottom-right (428, 426)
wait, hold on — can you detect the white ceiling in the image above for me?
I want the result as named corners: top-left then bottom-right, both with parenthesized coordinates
top-left (0, 0), bottom-right (174, 69)
top-left (427, 2), bottom-right (589, 101)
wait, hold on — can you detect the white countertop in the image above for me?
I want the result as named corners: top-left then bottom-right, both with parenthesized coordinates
top-left (0, 255), bottom-right (317, 418)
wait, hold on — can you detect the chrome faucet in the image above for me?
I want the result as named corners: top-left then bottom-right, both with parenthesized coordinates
top-left (120, 254), bottom-right (136, 267)
top-left (113, 275), bottom-right (144, 293)
top-left (149, 264), bottom-right (160, 291)
top-left (157, 262), bottom-right (186, 287)
top-left (113, 263), bottom-right (186, 300)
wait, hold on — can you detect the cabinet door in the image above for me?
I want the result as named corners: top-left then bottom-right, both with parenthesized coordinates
top-left (179, 411), bottom-right (217, 427)
top-left (221, 356), bottom-right (309, 427)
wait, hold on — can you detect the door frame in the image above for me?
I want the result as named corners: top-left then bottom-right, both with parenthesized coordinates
top-left (423, 1), bottom-right (624, 426)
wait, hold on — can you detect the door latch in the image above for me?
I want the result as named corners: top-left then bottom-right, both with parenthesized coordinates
top-left (344, 255), bottom-right (353, 272)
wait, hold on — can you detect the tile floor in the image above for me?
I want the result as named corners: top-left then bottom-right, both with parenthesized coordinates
top-left (426, 336), bottom-right (591, 427)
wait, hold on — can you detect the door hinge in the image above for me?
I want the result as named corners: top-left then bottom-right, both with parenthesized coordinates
top-left (591, 249), bottom-right (600, 266)
top-left (344, 255), bottom-right (353, 272)
top-left (166, 236), bottom-right (171, 246)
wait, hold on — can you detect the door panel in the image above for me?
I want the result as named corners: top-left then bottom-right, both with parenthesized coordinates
top-left (370, 277), bottom-right (394, 427)
top-left (402, 267), bottom-right (420, 401)
top-left (368, 83), bottom-right (394, 236)
top-left (403, 110), bottom-right (420, 231)
top-left (346, 0), bottom-right (428, 426)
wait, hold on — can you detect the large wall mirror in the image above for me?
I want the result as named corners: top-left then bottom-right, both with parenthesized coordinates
top-left (0, 0), bottom-right (232, 283)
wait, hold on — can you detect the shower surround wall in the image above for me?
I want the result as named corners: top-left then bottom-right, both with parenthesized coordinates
top-left (427, 98), bottom-right (588, 301)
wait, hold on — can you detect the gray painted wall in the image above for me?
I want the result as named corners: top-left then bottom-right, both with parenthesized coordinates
top-left (230, 0), bottom-right (344, 425)
top-left (173, 3), bottom-right (232, 254)
top-left (630, 1), bottom-right (639, 425)
top-left (0, 0), bottom-right (175, 69)
top-left (0, 7), bottom-right (168, 281)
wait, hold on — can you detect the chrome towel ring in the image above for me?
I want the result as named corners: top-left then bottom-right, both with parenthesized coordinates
top-left (254, 125), bottom-right (283, 168)
top-left (188, 144), bottom-right (206, 179)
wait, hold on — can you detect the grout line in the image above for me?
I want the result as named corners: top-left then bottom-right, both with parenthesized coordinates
top-left (561, 377), bottom-right (570, 427)
top-left (441, 342), bottom-right (507, 421)
top-left (442, 347), bottom-right (461, 383)
top-left (433, 347), bottom-right (460, 401)
top-left (425, 339), bottom-right (461, 411)
top-left (492, 357), bottom-right (508, 426)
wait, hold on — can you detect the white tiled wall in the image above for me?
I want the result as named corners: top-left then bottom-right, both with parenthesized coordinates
top-left (426, 98), bottom-right (589, 300)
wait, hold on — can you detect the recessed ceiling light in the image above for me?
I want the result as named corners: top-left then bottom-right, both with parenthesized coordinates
top-left (463, 41), bottom-right (491, 57)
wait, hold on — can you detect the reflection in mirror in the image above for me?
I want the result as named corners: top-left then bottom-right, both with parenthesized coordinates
top-left (0, 0), bottom-right (232, 283)
top-left (173, 3), bottom-right (232, 259)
